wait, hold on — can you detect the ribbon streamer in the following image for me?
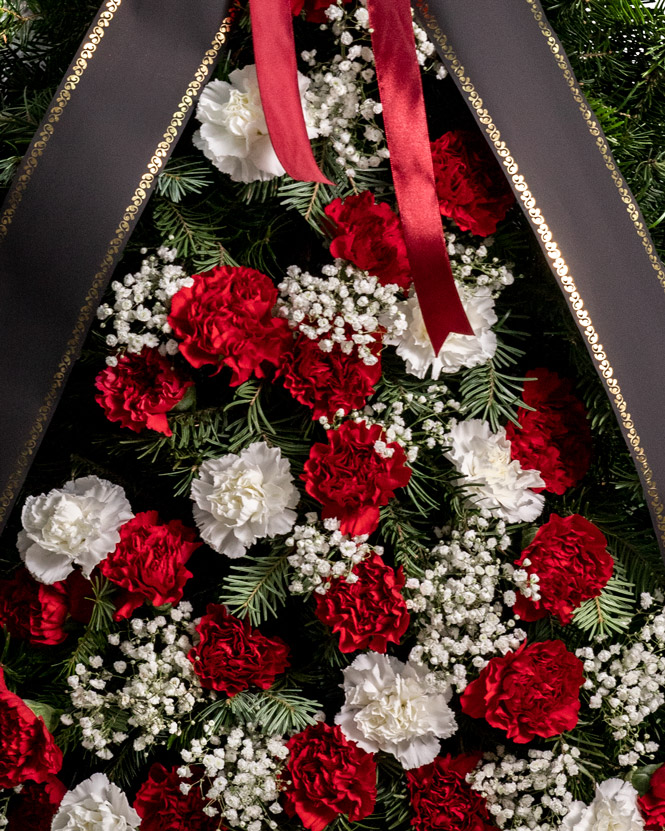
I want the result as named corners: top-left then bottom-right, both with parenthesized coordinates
top-left (366, 0), bottom-right (473, 353)
top-left (252, 0), bottom-right (474, 353)
top-left (250, 0), bottom-right (333, 184)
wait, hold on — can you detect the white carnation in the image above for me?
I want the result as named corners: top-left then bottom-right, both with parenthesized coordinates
top-left (561, 779), bottom-right (645, 831)
top-left (193, 64), bottom-right (318, 183)
top-left (387, 286), bottom-right (497, 378)
top-left (191, 441), bottom-right (299, 558)
top-left (18, 476), bottom-right (133, 585)
top-left (335, 652), bottom-right (457, 769)
top-left (51, 773), bottom-right (141, 831)
top-left (444, 419), bottom-right (545, 523)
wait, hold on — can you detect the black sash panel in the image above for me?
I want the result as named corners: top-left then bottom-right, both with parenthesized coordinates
top-left (417, 0), bottom-right (665, 557)
top-left (0, 0), bottom-right (232, 531)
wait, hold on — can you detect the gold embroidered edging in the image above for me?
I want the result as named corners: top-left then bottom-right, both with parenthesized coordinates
top-left (414, 0), bottom-right (665, 547)
top-left (0, 0), bottom-right (122, 242)
top-left (524, 0), bottom-right (665, 292)
top-left (0, 17), bottom-right (233, 528)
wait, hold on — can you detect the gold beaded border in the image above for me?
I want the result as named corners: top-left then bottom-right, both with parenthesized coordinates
top-left (415, 0), bottom-right (665, 546)
top-left (525, 0), bottom-right (665, 292)
top-left (0, 17), bottom-right (233, 528)
top-left (0, 0), bottom-right (122, 242)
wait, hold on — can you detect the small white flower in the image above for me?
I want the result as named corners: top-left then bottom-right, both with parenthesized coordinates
top-left (387, 286), bottom-right (497, 378)
top-left (51, 773), bottom-right (141, 831)
top-left (335, 652), bottom-right (457, 769)
top-left (191, 441), bottom-right (299, 558)
top-left (18, 476), bottom-right (133, 584)
top-left (444, 419), bottom-right (545, 523)
top-left (193, 64), bottom-right (318, 183)
top-left (561, 778), bottom-right (645, 831)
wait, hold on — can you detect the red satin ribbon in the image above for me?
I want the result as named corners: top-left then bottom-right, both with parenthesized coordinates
top-left (251, 0), bottom-right (473, 352)
top-left (250, 0), bottom-right (332, 184)
top-left (366, 0), bottom-right (473, 351)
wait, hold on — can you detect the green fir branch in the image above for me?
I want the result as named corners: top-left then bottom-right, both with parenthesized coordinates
top-left (197, 684), bottom-right (320, 735)
top-left (588, 512), bottom-right (664, 595)
top-left (380, 501), bottom-right (434, 578)
top-left (155, 156), bottom-right (214, 203)
top-left (456, 328), bottom-right (530, 431)
top-left (572, 563), bottom-right (636, 637)
top-left (218, 548), bottom-right (291, 626)
top-left (152, 196), bottom-right (228, 264)
top-left (62, 575), bottom-right (115, 677)
top-left (238, 177), bottom-right (281, 204)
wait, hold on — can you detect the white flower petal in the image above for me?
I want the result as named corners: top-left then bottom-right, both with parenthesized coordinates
top-left (17, 476), bottom-right (132, 585)
top-left (191, 441), bottom-right (299, 558)
top-left (561, 779), bottom-right (644, 831)
top-left (444, 419), bottom-right (545, 523)
top-left (387, 285), bottom-right (498, 379)
top-left (52, 772), bottom-right (141, 831)
top-left (193, 64), bottom-right (317, 183)
top-left (335, 652), bottom-right (457, 770)
top-left (21, 541), bottom-right (73, 585)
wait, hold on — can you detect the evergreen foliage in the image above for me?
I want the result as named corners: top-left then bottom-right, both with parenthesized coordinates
top-left (572, 562), bottom-right (636, 637)
top-left (219, 548), bottom-right (291, 626)
top-left (196, 683), bottom-right (321, 735)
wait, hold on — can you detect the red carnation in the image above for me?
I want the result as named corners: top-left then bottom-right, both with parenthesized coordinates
top-left (284, 723), bottom-right (377, 831)
top-left (506, 368), bottom-right (592, 494)
top-left (406, 754), bottom-right (497, 831)
top-left (0, 568), bottom-right (69, 646)
top-left (168, 265), bottom-right (292, 385)
top-left (431, 130), bottom-right (514, 236)
top-left (513, 514), bottom-right (613, 625)
top-left (99, 511), bottom-right (201, 621)
top-left (279, 335), bottom-right (382, 420)
top-left (324, 191), bottom-right (412, 290)
top-left (188, 604), bottom-right (290, 696)
top-left (460, 640), bottom-right (584, 743)
top-left (302, 420), bottom-right (412, 536)
top-left (134, 764), bottom-right (218, 831)
top-left (95, 346), bottom-right (192, 436)
top-left (0, 568), bottom-right (93, 646)
top-left (0, 667), bottom-right (63, 788)
top-left (315, 552), bottom-right (410, 652)
top-left (291, 0), bottom-right (351, 24)
top-left (7, 774), bottom-right (66, 831)
top-left (639, 764), bottom-right (665, 830)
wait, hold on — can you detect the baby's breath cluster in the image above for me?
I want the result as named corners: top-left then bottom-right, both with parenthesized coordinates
top-left (577, 600), bottom-right (665, 759)
top-left (407, 514), bottom-right (526, 692)
top-left (286, 514), bottom-right (377, 595)
top-left (353, 381), bottom-right (461, 458)
top-left (63, 603), bottom-right (204, 757)
top-left (180, 722), bottom-right (289, 831)
top-left (446, 233), bottom-right (516, 294)
top-left (96, 245), bottom-right (193, 365)
top-left (300, 2), bottom-right (445, 180)
top-left (349, 399), bottom-right (418, 463)
top-left (276, 261), bottom-right (406, 364)
top-left (468, 746), bottom-right (580, 830)
top-left (302, 2), bottom-right (387, 179)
